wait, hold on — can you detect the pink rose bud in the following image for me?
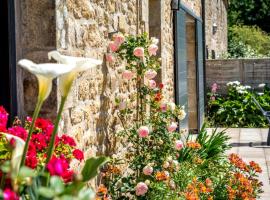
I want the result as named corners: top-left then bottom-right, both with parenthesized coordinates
top-left (138, 126), bottom-right (150, 138)
top-left (160, 103), bottom-right (167, 112)
top-left (108, 41), bottom-right (119, 52)
top-left (133, 47), bottom-right (144, 57)
top-left (113, 34), bottom-right (125, 45)
top-left (122, 70), bottom-right (134, 80)
top-left (143, 165), bottom-right (153, 175)
top-left (106, 54), bottom-right (115, 63)
top-left (211, 96), bottom-right (215, 101)
top-left (175, 140), bottom-right (183, 150)
top-left (168, 122), bottom-right (178, 132)
top-left (148, 80), bottom-right (156, 89)
top-left (144, 69), bottom-right (157, 80)
top-left (135, 182), bottom-right (148, 196)
top-left (148, 44), bottom-right (158, 56)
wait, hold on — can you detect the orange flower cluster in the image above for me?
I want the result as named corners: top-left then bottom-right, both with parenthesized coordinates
top-left (186, 141), bottom-right (201, 149)
top-left (184, 178), bottom-right (213, 200)
top-left (227, 172), bottom-right (258, 200)
top-left (102, 164), bottom-right (121, 177)
top-left (96, 184), bottom-right (110, 200)
top-left (155, 171), bottom-right (170, 181)
top-left (229, 153), bottom-right (249, 172)
top-left (249, 161), bottom-right (262, 173)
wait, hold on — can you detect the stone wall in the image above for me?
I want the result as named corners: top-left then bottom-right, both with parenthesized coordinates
top-left (205, 0), bottom-right (228, 59)
top-left (182, 0), bottom-right (202, 17)
top-left (206, 59), bottom-right (270, 93)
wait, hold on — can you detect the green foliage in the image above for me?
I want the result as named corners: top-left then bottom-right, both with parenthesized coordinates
top-left (228, 0), bottom-right (270, 33)
top-left (207, 82), bottom-right (270, 127)
top-left (228, 25), bottom-right (270, 58)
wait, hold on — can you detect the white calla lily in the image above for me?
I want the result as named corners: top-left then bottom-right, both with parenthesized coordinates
top-left (18, 59), bottom-right (75, 100)
top-left (1, 133), bottom-right (25, 176)
top-left (48, 51), bottom-right (102, 98)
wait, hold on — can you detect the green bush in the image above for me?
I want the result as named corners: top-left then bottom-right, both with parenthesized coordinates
top-left (228, 25), bottom-right (270, 58)
top-left (207, 82), bottom-right (270, 128)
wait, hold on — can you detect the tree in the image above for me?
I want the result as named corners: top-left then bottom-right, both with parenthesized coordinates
top-left (229, 0), bottom-right (270, 33)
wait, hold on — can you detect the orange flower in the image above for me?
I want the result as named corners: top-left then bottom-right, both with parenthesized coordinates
top-left (229, 154), bottom-right (249, 172)
top-left (249, 161), bottom-right (262, 173)
top-left (205, 178), bottom-right (212, 187)
top-left (186, 141), bottom-right (201, 149)
top-left (155, 171), bottom-right (169, 181)
top-left (97, 184), bottom-right (108, 195)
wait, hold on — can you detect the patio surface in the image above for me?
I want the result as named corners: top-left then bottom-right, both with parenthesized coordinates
top-left (207, 128), bottom-right (270, 199)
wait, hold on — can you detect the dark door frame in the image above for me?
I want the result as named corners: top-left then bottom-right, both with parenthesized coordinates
top-left (8, 0), bottom-right (18, 119)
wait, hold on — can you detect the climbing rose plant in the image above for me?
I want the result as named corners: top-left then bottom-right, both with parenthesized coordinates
top-left (96, 33), bottom-right (263, 200)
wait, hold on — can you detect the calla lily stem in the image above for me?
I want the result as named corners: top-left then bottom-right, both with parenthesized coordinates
top-left (20, 99), bottom-right (44, 167)
top-left (45, 95), bottom-right (67, 164)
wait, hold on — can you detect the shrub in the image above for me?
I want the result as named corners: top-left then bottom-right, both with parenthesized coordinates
top-left (228, 25), bottom-right (270, 58)
top-left (207, 82), bottom-right (270, 127)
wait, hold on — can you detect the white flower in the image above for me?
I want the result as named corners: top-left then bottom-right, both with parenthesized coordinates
top-left (227, 81), bottom-right (240, 87)
top-left (48, 51), bottom-right (102, 97)
top-left (150, 37), bottom-right (159, 45)
top-left (258, 83), bottom-right (266, 88)
top-left (178, 109), bottom-right (186, 120)
top-left (18, 59), bottom-right (74, 100)
top-left (2, 133), bottom-right (25, 176)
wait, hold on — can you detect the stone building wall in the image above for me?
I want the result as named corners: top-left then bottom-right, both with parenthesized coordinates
top-left (182, 0), bottom-right (202, 17)
top-left (205, 0), bottom-right (228, 59)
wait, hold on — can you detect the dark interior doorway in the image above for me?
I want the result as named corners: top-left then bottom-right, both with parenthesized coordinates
top-left (0, 0), bottom-right (17, 119)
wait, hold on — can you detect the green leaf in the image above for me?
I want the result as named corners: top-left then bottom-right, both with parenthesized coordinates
top-left (38, 187), bottom-right (55, 198)
top-left (50, 176), bottom-right (65, 194)
top-left (81, 157), bottom-right (109, 182)
top-left (18, 166), bottom-right (36, 178)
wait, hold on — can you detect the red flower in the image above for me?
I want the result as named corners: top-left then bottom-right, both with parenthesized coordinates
top-left (8, 126), bottom-right (28, 141)
top-left (61, 135), bottom-right (76, 146)
top-left (47, 156), bottom-right (69, 177)
top-left (35, 118), bottom-right (54, 135)
top-left (159, 83), bottom-right (164, 89)
top-left (73, 149), bottom-right (84, 161)
top-left (61, 170), bottom-right (74, 183)
top-left (3, 188), bottom-right (19, 200)
top-left (31, 134), bottom-right (48, 151)
top-left (26, 152), bottom-right (38, 169)
top-left (0, 106), bottom-right (8, 132)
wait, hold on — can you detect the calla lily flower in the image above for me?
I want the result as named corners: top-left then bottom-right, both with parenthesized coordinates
top-left (18, 59), bottom-right (75, 101)
top-left (48, 51), bottom-right (102, 97)
top-left (1, 133), bottom-right (25, 176)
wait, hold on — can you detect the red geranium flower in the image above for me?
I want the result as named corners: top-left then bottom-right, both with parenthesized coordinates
top-left (8, 126), bottom-right (28, 141)
top-left (61, 170), bottom-right (74, 183)
top-left (47, 156), bottom-right (69, 177)
top-left (73, 149), bottom-right (84, 161)
top-left (0, 106), bottom-right (8, 132)
top-left (3, 188), bottom-right (19, 200)
top-left (61, 135), bottom-right (76, 146)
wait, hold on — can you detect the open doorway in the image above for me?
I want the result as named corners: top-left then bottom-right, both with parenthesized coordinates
top-left (0, 0), bottom-right (17, 119)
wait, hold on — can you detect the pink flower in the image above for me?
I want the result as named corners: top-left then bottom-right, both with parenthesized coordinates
top-left (108, 41), bottom-right (119, 52)
top-left (211, 83), bottom-right (218, 93)
top-left (8, 126), bottom-right (28, 141)
top-left (3, 188), bottom-right (19, 200)
top-left (133, 47), bottom-right (144, 57)
top-left (122, 70), bottom-right (134, 80)
top-left (138, 126), bottom-right (150, 138)
top-left (211, 96), bottom-right (215, 101)
top-left (175, 140), bottom-right (183, 150)
top-left (160, 103), bottom-right (167, 112)
top-left (106, 54), bottom-right (115, 63)
top-left (0, 106), bottom-right (8, 131)
top-left (47, 156), bottom-right (69, 177)
top-left (168, 122), bottom-right (178, 132)
top-left (148, 44), bottom-right (158, 56)
top-left (119, 101), bottom-right (127, 110)
top-left (148, 80), bottom-right (156, 89)
top-left (135, 182), bottom-right (148, 196)
top-left (143, 165), bottom-right (153, 175)
top-left (144, 69), bottom-right (157, 80)
top-left (113, 34), bottom-right (125, 45)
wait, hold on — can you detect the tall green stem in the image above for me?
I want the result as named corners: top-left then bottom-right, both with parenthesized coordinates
top-left (45, 96), bottom-right (67, 164)
top-left (20, 99), bottom-right (44, 167)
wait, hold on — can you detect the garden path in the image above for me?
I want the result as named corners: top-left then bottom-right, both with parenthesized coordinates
top-left (207, 128), bottom-right (270, 200)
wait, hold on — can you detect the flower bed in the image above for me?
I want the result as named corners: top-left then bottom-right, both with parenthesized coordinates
top-left (207, 81), bottom-right (270, 128)
top-left (95, 34), bottom-right (263, 199)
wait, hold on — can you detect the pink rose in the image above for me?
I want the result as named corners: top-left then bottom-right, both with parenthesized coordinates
top-left (148, 44), bottom-right (158, 56)
top-left (168, 122), bottom-right (178, 132)
top-left (138, 126), bottom-right (149, 138)
top-left (211, 83), bottom-right (218, 93)
top-left (144, 69), bottom-right (157, 80)
top-left (135, 182), bottom-right (148, 196)
top-left (148, 80), bottom-right (156, 89)
top-left (113, 34), bottom-right (125, 45)
top-left (106, 54), bottom-right (115, 63)
top-left (143, 165), bottom-right (153, 175)
top-left (108, 41), bottom-right (119, 52)
top-left (175, 140), bottom-right (183, 150)
top-left (160, 103), bottom-right (167, 112)
top-left (119, 101), bottom-right (127, 110)
top-left (133, 47), bottom-right (144, 57)
top-left (122, 70), bottom-right (134, 80)
top-left (211, 96), bottom-right (215, 101)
